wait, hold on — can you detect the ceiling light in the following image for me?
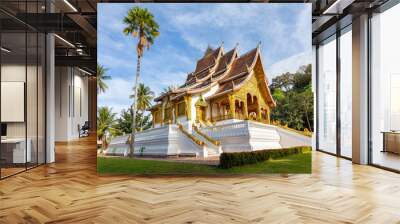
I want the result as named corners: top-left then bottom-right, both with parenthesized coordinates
top-left (1, 47), bottom-right (11, 53)
top-left (54, 34), bottom-right (75, 48)
top-left (76, 48), bottom-right (85, 55)
top-left (63, 0), bottom-right (78, 12)
top-left (323, 0), bottom-right (355, 15)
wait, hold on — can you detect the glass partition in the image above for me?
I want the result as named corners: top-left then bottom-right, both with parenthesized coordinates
top-left (339, 27), bottom-right (352, 158)
top-left (1, 31), bottom-right (28, 177)
top-left (0, 2), bottom-right (46, 179)
top-left (317, 35), bottom-right (337, 154)
top-left (370, 3), bottom-right (400, 171)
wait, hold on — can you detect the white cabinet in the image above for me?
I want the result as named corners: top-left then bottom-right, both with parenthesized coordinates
top-left (1, 138), bottom-right (32, 163)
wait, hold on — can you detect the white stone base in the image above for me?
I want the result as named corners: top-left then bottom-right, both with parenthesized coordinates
top-left (201, 120), bottom-right (282, 152)
top-left (105, 124), bottom-right (206, 157)
top-left (105, 120), bottom-right (311, 157)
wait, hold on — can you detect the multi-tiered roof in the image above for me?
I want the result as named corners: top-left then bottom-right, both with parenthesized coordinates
top-left (153, 43), bottom-right (275, 107)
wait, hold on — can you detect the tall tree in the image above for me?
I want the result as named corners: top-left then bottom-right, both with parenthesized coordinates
top-left (123, 6), bottom-right (159, 157)
top-left (270, 64), bottom-right (313, 132)
top-left (129, 83), bottom-right (155, 131)
top-left (97, 106), bottom-right (116, 153)
top-left (97, 63), bottom-right (111, 93)
top-left (269, 72), bottom-right (294, 92)
top-left (114, 108), bottom-right (152, 135)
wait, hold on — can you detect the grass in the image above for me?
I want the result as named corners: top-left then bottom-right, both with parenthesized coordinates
top-left (97, 149), bottom-right (311, 175)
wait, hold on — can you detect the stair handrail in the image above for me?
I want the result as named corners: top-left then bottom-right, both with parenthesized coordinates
top-left (193, 125), bottom-right (221, 146)
top-left (177, 123), bottom-right (204, 146)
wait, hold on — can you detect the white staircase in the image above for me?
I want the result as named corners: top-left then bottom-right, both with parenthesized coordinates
top-left (191, 126), bottom-right (222, 157)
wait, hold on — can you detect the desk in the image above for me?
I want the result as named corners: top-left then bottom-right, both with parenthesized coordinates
top-left (382, 131), bottom-right (400, 154)
top-left (1, 138), bottom-right (31, 164)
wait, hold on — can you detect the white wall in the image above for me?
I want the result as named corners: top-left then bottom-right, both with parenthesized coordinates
top-left (1, 65), bottom-right (38, 138)
top-left (1, 65), bottom-right (26, 135)
top-left (54, 67), bottom-right (89, 141)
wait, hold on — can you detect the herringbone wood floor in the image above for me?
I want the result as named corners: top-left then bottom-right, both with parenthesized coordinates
top-left (1, 136), bottom-right (400, 224)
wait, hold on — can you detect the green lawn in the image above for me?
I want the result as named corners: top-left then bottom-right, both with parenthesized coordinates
top-left (97, 150), bottom-right (311, 175)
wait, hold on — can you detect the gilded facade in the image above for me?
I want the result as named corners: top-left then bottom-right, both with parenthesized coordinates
top-left (149, 43), bottom-right (275, 127)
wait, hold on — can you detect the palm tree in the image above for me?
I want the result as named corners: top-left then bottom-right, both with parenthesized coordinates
top-left (123, 6), bottom-right (159, 157)
top-left (97, 64), bottom-right (111, 94)
top-left (97, 106), bottom-right (116, 153)
top-left (130, 83), bottom-right (155, 131)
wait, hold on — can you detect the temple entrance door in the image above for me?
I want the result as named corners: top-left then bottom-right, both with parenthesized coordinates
top-left (247, 93), bottom-right (258, 120)
top-left (199, 106), bottom-right (206, 121)
top-left (196, 106), bottom-right (207, 123)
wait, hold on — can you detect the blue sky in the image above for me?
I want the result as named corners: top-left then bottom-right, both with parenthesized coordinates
top-left (98, 3), bottom-right (312, 115)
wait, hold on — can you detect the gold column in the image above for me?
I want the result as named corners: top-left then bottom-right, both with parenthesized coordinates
top-left (256, 105), bottom-right (261, 121)
top-left (161, 102), bottom-right (165, 126)
top-left (174, 102), bottom-right (178, 123)
top-left (184, 95), bottom-right (192, 121)
top-left (152, 110), bottom-right (155, 128)
top-left (210, 100), bottom-right (213, 122)
top-left (266, 107), bottom-right (270, 124)
top-left (256, 93), bottom-right (261, 121)
top-left (229, 95), bottom-right (235, 119)
top-left (217, 103), bottom-right (220, 119)
top-left (195, 106), bottom-right (200, 123)
top-left (243, 100), bottom-right (248, 119)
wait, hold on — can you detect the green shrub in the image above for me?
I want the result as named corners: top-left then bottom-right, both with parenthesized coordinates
top-left (219, 146), bottom-right (311, 169)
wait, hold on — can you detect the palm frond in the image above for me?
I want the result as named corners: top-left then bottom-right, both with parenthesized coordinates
top-left (97, 63), bottom-right (111, 94)
top-left (123, 6), bottom-right (160, 56)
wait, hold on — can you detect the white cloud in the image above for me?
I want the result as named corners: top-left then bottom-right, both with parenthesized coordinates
top-left (158, 4), bottom-right (307, 57)
top-left (98, 77), bottom-right (134, 115)
top-left (98, 4), bottom-right (127, 33)
top-left (98, 53), bottom-right (135, 70)
top-left (266, 51), bottom-right (312, 81)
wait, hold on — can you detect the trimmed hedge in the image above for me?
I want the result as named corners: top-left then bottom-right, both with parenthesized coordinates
top-left (219, 146), bottom-right (311, 169)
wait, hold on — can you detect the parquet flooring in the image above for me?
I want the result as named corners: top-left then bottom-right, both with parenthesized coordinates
top-left (1, 135), bottom-right (400, 223)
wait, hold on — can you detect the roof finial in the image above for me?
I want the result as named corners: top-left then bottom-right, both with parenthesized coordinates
top-left (204, 44), bottom-right (214, 56)
top-left (234, 42), bottom-right (239, 54)
top-left (220, 41), bottom-right (224, 54)
top-left (257, 41), bottom-right (262, 52)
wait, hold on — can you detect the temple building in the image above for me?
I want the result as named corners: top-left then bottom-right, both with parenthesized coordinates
top-left (105, 43), bottom-right (310, 158)
top-left (149, 43), bottom-right (276, 129)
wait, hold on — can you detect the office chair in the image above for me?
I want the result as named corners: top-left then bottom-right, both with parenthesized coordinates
top-left (79, 121), bottom-right (90, 138)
